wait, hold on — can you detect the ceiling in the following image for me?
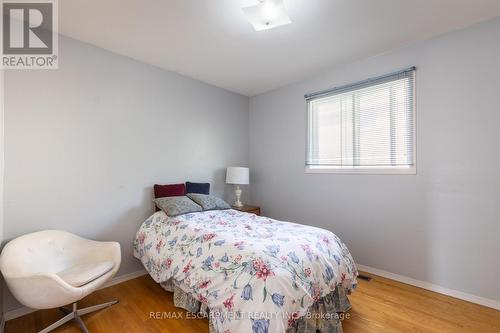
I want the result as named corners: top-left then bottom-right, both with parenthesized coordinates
top-left (60, 0), bottom-right (500, 96)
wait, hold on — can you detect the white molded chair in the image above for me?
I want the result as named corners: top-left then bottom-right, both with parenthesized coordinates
top-left (0, 230), bottom-right (121, 333)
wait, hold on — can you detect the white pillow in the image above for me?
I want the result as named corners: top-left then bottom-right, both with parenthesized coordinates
top-left (57, 261), bottom-right (114, 287)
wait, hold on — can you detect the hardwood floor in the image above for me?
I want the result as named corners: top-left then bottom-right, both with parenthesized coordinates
top-left (6, 272), bottom-right (500, 333)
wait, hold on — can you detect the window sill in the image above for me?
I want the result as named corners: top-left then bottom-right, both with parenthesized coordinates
top-left (305, 166), bottom-right (416, 175)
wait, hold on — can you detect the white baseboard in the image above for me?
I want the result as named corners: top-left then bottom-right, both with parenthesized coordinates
top-left (357, 264), bottom-right (500, 311)
top-left (4, 305), bottom-right (34, 321)
top-left (3, 269), bottom-right (148, 321)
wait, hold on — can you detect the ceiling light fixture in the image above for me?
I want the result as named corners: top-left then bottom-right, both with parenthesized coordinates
top-left (242, 0), bottom-right (291, 31)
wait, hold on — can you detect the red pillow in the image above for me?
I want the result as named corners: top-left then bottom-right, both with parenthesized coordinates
top-left (154, 183), bottom-right (186, 198)
top-left (154, 184), bottom-right (186, 211)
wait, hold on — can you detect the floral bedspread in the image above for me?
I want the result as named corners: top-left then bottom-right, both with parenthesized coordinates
top-left (134, 209), bottom-right (358, 333)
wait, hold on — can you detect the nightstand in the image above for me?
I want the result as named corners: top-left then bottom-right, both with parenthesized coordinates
top-left (232, 204), bottom-right (261, 216)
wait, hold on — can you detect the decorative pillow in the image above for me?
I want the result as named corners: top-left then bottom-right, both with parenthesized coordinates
top-left (154, 183), bottom-right (186, 198)
top-left (186, 193), bottom-right (231, 211)
top-left (186, 182), bottom-right (210, 195)
top-left (57, 261), bottom-right (114, 287)
top-left (154, 184), bottom-right (186, 211)
top-left (154, 196), bottom-right (202, 217)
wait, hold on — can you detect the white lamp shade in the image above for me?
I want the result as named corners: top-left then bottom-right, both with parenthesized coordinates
top-left (226, 167), bottom-right (249, 185)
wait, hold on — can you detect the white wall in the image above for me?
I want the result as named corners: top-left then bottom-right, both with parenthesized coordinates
top-left (0, 70), bottom-right (5, 324)
top-left (3, 36), bottom-right (249, 311)
top-left (249, 17), bottom-right (500, 302)
top-left (0, 70), bottom-right (4, 244)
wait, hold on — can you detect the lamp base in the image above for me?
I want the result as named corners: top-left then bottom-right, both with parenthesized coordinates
top-left (233, 185), bottom-right (243, 208)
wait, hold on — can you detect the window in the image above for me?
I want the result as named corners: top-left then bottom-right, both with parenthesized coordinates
top-left (305, 67), bottom-right (416, 174)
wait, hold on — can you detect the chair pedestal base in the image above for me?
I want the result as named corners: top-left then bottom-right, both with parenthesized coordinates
top-left (38, 300), bottom-right (118, 333)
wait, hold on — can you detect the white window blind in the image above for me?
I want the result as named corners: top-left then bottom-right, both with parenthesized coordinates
top-left (305, 67), bottom-right (415, 173)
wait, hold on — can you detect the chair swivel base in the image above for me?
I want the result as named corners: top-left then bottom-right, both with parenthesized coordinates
top-left (38, 300), bottom-right (119, 333)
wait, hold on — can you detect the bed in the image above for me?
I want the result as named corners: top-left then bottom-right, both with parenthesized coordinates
top-left (134, 208), bottom-right (358, 333)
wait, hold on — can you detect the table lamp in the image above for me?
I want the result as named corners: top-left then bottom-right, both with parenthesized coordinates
top-left (225, 167), bottom-right (249, 208)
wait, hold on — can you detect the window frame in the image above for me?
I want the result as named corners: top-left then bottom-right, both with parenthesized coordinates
top-left (305, 69), bottom-right (417, 175)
